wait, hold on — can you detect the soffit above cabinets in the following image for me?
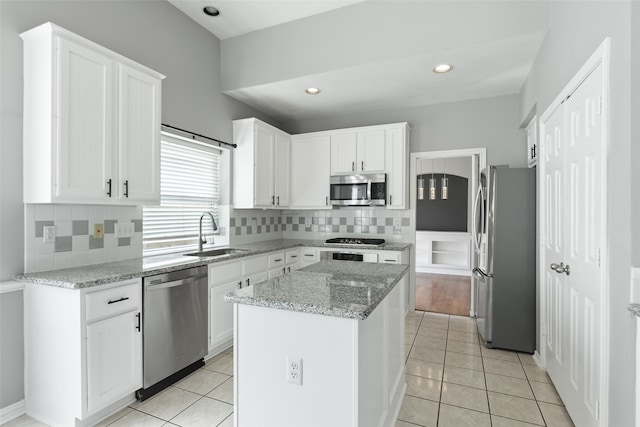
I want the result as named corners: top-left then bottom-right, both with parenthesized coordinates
top-left (169, 1), bottom-right (550, 122)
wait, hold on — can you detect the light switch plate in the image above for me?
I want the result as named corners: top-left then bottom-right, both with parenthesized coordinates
top-left (115, 222), bottom-right (134, 238)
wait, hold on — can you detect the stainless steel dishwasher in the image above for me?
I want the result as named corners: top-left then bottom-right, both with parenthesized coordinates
top-left (137, 265), bottom-right (208, 400)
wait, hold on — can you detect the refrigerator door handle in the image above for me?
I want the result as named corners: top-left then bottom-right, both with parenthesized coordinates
top-left (472, 267), bottom-right (494, 279)
top-left (472, 186), bottom-right (482, 252)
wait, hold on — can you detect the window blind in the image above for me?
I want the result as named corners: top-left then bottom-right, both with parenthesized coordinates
top-left (143, 133), bottom-right (220, 253)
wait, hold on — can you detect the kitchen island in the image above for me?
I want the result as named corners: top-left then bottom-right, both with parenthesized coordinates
top-left (225, 261), bottom-right (409, 427)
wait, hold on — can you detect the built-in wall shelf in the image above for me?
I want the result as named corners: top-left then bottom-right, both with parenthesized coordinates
top-left (416, 231), bottom-right (471, 276)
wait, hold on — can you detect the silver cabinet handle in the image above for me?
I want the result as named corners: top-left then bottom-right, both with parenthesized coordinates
top-left (238, 281), bottom-right (242, 289)
top-left (276, 196), bottom-right (280, 206)
top-left (246, 278), bottom-right (250, 287)
top-left (361, 161), bottom-right (364, 171)
top-left (272, 195), bottom-right (275, 205)
top-left (352, 161), bottom-right (355, 172)
top-left (326, 196), bottom-right (329, 206)
top-left (123, 180), bottom-right (129, 198)
top-left (550, 262), bottom-right (571, 275)
top-left (106, 179), bottom-right (112, 197)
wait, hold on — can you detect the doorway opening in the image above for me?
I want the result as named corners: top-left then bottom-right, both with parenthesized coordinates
top-left (409, 149), bottom-right (486, 317)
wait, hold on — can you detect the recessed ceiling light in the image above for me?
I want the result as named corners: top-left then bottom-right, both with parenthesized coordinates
top-left (305, 87), bottom-right (321, 95)
top-left (433, 64), bottom-right (453, 73)
top-left (203, 6), bottom-right (220, 16)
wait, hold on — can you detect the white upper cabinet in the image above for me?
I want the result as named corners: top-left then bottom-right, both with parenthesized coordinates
top-left (290, 134), bottom-right (331, 209)
top-left (233, 118), bottom-right (291, 209)
top-left (526, 116), bottom-right (538, 167)
top-left (330, 128), bottom-right (386, 174)
top-left (21, 22), bottom-right (164, 205)
top-left (386, 124), bottom-right (409, 209)
top-left (117, 64), bottom-right (162, 203)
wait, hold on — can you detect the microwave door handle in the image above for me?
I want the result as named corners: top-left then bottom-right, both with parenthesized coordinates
top-left (367, 180), bottom-right (372, 203)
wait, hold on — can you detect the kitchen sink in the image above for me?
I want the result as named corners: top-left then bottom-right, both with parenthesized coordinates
top-left (183, 248), bottom-right (249, 258)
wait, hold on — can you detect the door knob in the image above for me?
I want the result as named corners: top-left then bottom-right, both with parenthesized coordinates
top-left (550, 262), bottom-right (571, 275)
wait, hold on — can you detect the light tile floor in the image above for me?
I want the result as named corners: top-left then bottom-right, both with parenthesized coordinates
top-left (399, 311), bottom-right (575, 427)
top-left (4, 312), bottom-right (575, 427)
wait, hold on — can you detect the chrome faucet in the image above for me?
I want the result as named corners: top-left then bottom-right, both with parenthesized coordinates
top-left (198, 212), bottom-right (218, 252)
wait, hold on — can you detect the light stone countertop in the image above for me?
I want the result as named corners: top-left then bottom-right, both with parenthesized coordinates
top-left (224, 260), bottom-right (409, 320)
top-left (14, 239), bottom-right (411, 289)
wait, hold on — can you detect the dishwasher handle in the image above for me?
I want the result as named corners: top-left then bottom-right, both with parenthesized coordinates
top-left (145, 273), bottom-right (207, 291)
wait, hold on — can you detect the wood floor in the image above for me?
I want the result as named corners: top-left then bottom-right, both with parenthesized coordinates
top-left (415, 273), bottom-right (471, 316)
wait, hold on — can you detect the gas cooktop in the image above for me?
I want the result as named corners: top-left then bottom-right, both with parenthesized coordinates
top-left (325, 237), bottom-right (386, 246)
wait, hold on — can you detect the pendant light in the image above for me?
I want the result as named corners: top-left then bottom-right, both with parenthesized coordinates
top-left (417, 159), bottom-right (425, 200)
top-left (429, 159), bottom-right (436, 200)
top-left (441, 158), bottom-right (449, 200)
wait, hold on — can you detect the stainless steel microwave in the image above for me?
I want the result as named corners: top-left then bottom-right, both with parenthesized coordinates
top-left (329, 173), bottom-right (387, 206)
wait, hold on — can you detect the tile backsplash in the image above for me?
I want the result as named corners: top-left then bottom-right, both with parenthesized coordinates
top-left (25, 204), bottom-right (142, 273)
top-left (227, 207), bottom-right (413, 244)
top-left (24, 204), bottom-right (413, 273)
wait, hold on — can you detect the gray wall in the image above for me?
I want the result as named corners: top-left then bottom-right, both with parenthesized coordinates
top-left (284, 94), bottom-right (526, 168)
top-left (519, 1), bottom-right (634, 425)
top-left (0, 0), bottom-right (270, 409)
top-left (632, 2), bottom-right (640, 267)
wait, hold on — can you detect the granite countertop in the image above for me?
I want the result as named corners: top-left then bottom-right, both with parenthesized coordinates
top-left (224, 261), bottom-right (409, 320)
top-left (14, 239), bottom-right (412, 289)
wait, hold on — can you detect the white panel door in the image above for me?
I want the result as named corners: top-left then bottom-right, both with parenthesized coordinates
top-left (117, 64), bottom-right (162, 204)
top-left (86, 310), bottom-right (142, 413)
top-left (209, 281), bottom-right (239, 350)
top-left (57, 37), bottom-right (113, 201)
top-left (273, 132), bottom-right (291, 207)
top-left (357, 128), bottom-right (386, 173)
top-left (386, 126), bottom-right (407, 209)
top-left (330, 131), bottom-right (357, 174)
top-left (542, 103), bottom-right (566, 387)
top-left (254, 126), bottom-right (275, 207)
top-left (542, 62), bottom-right (604, 427)
top-left (291, 134), bottom-right (331, 209)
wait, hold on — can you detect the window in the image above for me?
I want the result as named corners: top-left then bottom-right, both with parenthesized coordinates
top-left (143, 132), bottom-right (220, 254)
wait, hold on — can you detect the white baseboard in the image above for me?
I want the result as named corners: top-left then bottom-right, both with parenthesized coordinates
top-left (532, 350), bottom-right (543, 368)
top-left (0, 400), bottom-right (25, 424)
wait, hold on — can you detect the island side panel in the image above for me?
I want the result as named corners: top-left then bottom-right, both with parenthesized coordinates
top-left (358, 273), bottom-right (407, 427)
top-left (387, 275), bottom-right (408, 424)
top-left (234, 304), bottom-right (358, 427)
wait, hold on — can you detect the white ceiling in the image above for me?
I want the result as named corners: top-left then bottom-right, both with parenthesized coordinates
top-left (168, 0), bottom-right (365, 40)
top-left (168, 0), bottom-right (550, 122)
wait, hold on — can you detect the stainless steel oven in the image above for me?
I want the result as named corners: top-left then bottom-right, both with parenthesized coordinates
top-left (329, 173), bottom-right (387, 206)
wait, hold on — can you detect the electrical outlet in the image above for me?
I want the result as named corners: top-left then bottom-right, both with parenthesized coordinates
top-left (115, 222), bottom-right (134, 238)
top-left (287, 355), bottom-right (303, 386)
top-left (93, 223), bottom-right (104, 239)
top-left (43, 225), bottom-right (56, 243)
top-left (305, 218), bottom-right (312, 228)
top-left (393, 217), bottom-right (402, 228)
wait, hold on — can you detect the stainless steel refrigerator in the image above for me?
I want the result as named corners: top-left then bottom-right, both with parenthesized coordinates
top-left (472, 166), bottom-right (536, 353)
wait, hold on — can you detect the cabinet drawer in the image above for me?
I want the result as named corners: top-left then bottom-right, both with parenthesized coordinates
top-left (209, 261), bottom-right (242, 287)
top-left (379, 252), bottom-right (400, 264)
top-left (85, 280), bottom-right (140, 322)
top-left (285, 249), bottom-right (300, 265)
top-left (268, 252), bottom-right (285, 268)
top-left (301, 248), bottom-right (318, 263)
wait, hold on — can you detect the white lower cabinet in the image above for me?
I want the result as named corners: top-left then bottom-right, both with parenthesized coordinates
top-left (208, 255), bottom-right (268, 354)
top-left (25, 279), bottom-right (142, 427)
top-left (86, 310), bottom-right (142, 413)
